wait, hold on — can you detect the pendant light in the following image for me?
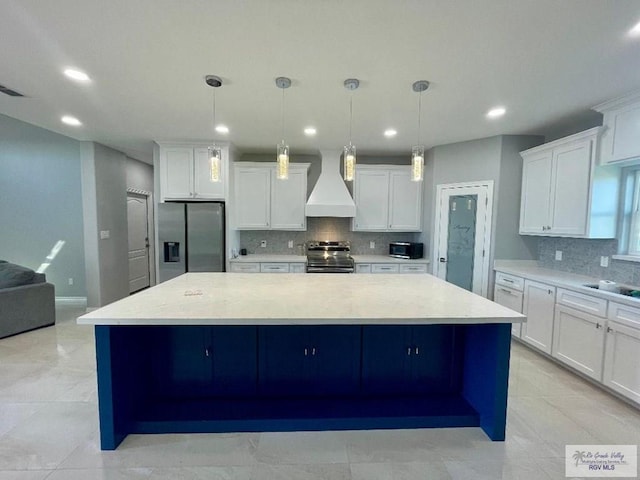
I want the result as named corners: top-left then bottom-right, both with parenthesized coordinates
top-left (205, 75), bottom-right (222, 183)
top-left (275, 76), bottom-right (291, 180)
top-left (343, 78), bottom-right (359, 181)
top-left (411, 80), bottom-right (429, 182)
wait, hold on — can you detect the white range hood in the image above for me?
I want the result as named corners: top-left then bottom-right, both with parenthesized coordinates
top-left (305, 150), bottom-right (356, 217)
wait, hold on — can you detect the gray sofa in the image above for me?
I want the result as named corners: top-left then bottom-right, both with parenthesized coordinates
top-left (0, 261), bottom-right (55, 339)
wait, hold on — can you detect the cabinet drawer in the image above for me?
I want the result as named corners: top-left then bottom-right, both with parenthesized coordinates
top-left (608, 302), bottom-right (640, 329)
top-left (495, 272), bottom-right (524, 291)
top-left (230, 263), bottom-right (260, 273)
top-left (493, 285), bottom-right (523, 313)
top-left (399, 264), bottom-right (427, 274)
top-left (371, 264), bottom-right (400, 274)
top-left (355, 264), bottom-right (372, 274)
top-left (260, 263), bottom-right (290, 273)
top-left (557, 288), bottom-right (607, 318)
top-left (289, 263), bottom-right (305, 274)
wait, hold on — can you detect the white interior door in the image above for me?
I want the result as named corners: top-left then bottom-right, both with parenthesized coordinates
top-left (434, 181), bottom-right (493, 297)
top-left (127, 193), bottom-right (150, 293)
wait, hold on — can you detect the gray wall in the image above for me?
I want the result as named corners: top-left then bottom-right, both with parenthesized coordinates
top-left (81, 142), bottom-right (130, 307)
top-left (0, 114), bottom-right (86, 297)
top-left (127, 156), bottom-right (153, 192)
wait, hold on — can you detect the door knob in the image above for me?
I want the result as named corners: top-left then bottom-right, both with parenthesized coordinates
top-left (439, 257), bottom-right (447, 263)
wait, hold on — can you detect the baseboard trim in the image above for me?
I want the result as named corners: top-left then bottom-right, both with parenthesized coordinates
top-left (55, 296), bottom-right (88, 308)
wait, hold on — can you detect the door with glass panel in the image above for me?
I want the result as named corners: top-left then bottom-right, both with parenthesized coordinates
top-left (434, 182), bottom-right (493, 297)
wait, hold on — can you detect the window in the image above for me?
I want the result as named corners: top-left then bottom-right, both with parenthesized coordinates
top-left (620, 167), bottom-right (640, 257)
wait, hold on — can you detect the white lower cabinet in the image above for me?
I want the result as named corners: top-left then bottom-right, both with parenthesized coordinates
top-left (355, 262), bottom-right (428, 274)
top-left (494, 272), bottom-right (524, 338)
top-left (552, 304), bottom-right (605, 380)
top-left (603, 302), bottom-right (640, 403)
top-left (371, 264), bottom-right (400, 274)
top-left (494, 285), bottom-right (523, 338)
top-left (230, 262), bottom-right (305, 273)
top-left (521, 280), bottom-right (555, 354)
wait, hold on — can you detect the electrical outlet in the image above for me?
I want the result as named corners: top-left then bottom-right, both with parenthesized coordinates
top-left (600, 256), bottom-right (609, 267)
top-left (99, 230), bottom-right (110, 239)
top-left (260, 240), bottom-right (267, 248)
top-left (288, 240), bottom-right (294, 249)
top-left (68, 278), bottom-right (74, 285)
top-left (555, 250), bottom-right (562, 261)
top-left (369, 241), bottom-right (375, 249)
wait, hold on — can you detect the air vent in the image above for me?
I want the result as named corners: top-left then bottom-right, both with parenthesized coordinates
top-left (0, 84), bottom-right (25, 97)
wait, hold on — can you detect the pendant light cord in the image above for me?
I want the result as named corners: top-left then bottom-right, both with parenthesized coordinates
top-left (349, 92), bottom-right (353, 146)
top-left (417, 90), bottom-right (422, 145)
top-left (281, 87), bottom-right (285, 142)
top-left (212, 89), bottom-right (216, 145)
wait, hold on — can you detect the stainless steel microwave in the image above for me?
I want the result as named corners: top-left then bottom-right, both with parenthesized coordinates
top-left (389, 242), bottom-right (424, 259)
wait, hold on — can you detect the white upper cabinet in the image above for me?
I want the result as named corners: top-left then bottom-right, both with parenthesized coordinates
top-left (234, 162), bottom-right (309, 231)
top-left (235, 166), bottom-right (271, 229)
top-left (353, 165), bottom-right (423, 232)
top-left (519, 127), bottom-right (619, 238)
top-left (158, 143), bottom-right (226, 201)
top-left (593, 90), bottom-right (640, 165)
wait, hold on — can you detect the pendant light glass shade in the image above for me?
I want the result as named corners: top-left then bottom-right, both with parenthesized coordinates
top-left (411, 145), bottom-right (424, 182)
top-left (276, 141), bottom-right (289, 180)
top-left (275, 77), bottom-right (291, 180)
top-left (343, 144), bottom-right (356, 182)
top-left (208, 146), bottom-right (222, 182)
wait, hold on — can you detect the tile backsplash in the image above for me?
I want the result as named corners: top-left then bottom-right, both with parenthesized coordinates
top-left (538, 237), bottom-right (640, 285)
top-left (239, 218), bottom-right (421, 256)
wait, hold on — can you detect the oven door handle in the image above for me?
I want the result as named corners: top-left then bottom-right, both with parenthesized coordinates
top-left (306, 267), bottom-right (354, 273)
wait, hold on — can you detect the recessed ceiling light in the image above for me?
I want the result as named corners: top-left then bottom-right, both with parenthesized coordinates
top-left (629, 21), bottom-right (640, 37)
top-left (63, 68), bottom-right (91, 82)
top-left (486, 107), bottom-right (506, 119)
top-left (215, 125), bottom-right (229, 134)
top-left (384, 129), bottom-right (397, 138)
top-left (304, 127), bottom-right (317, 136)
top-left (61, 115), bottom-right (82, 126)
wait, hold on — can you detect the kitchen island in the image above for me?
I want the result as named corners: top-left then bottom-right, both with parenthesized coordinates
top-left (78, 273), bottom-right (525, 450)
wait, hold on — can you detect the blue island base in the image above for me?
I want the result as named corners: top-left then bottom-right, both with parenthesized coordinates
top-left (94, 323), bottom-right (512, 450)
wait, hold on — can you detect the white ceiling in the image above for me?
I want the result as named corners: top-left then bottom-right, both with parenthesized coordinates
top-left (1, 0), bottom-right (640, 164)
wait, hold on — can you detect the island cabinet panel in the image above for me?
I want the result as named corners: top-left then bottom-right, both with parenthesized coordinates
top-left (362, 325), bottom-right (462, 394)
top-left (258, 326), bottom-right (360, 396)
top-left (149, 326), bottom-right (257, 397)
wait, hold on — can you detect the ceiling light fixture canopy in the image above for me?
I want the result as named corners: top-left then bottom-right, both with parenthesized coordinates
top-left (205, 75), bottom-right (222, 183)
top-left (276, 76), bottom-right (291, 180)
top-left (411, 80), bottom-right (429, 182)
top-left (343, 78), bottom-right (359, 182)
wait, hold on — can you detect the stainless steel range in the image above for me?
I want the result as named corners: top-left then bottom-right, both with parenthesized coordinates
top-left (306, 241), bottom-right (355, 273)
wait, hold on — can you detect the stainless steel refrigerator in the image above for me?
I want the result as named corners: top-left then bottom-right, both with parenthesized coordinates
top-left (157, 202), bottom-right (225, 283)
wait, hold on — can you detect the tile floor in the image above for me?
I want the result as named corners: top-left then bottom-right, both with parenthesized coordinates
top-left (0, 306), bottom-right (638, 479)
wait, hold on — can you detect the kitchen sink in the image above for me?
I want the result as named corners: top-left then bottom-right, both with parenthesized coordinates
top-left (583, 284), bottom-right (640, 298)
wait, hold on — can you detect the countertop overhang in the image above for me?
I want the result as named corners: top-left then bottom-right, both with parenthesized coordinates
top-left (78, 273), bottom-right (524, 326)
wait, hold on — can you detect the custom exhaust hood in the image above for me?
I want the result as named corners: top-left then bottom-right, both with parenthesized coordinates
top-left (305, 150), bottom-right (356, 217)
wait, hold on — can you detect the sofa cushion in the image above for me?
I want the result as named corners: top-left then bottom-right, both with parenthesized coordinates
top-left (0, 263), bottom-right (36, 288)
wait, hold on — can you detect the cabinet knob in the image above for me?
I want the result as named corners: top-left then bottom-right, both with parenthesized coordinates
top-left (607, 326), bottom-right (614, 333)
top-left (596, 322), bottom-right (602, 329)
top-left (548, 289), bottom-right (552, 294)
top-left (304, 347), bottom-right (308, 356)
top-left (414, 346), bottom-right (419, 355)
top-left (204, 347), bottom-right (210, 357)
top-left (312, 347), bottom-right (316, 356)
top-left (407, 347), bottom-right (412, 356)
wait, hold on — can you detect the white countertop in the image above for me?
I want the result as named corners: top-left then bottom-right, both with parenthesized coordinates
top-left (229, 254), bottom-right (429, 264)
top-left (230, 255), bottom-right (306, 263)
top-left (351, 255), bottom-right (430, 264)
top-left (494, 260), bottom-right (640, 308)
top-left (78, 273), bottom-right (524, 326)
